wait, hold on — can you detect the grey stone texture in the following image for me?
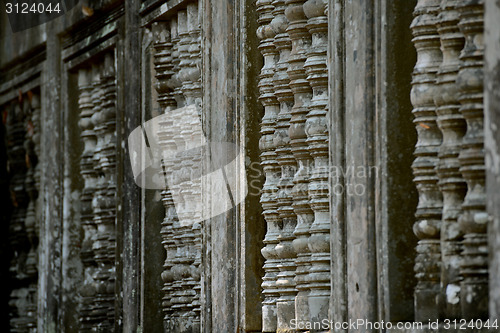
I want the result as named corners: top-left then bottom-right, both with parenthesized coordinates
top-left (1, 0), bottom-right (500, 332)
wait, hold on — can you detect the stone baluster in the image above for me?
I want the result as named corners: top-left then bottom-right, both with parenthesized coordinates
top-left (284, 0), bottom-right (315, 327)
top-left (456, 0), bottom-right (487, 319)
top-left (184, 2), bottom-right (202, 106)
top-left (153, 20), bottom-right (176, 328)
top-left (170, 110), bottom-right (195, 331)
top-left (177, 110), bottom-right (197, 327)
top-left (167, 110), bottom-right (183, 328)
top-left (158, 114), bottom-right (180, 331)
top-left (153, 22), bottom-right (176, 111)
top-left (153, 20), bottom-right (177, 329)
top-left (168, 16), bottom-right (183, 108)
top-left (257, 0), bottom-right (281, 331)
top-left (90, 62), bottom-right (112, 330)
top-left (32, 97), bottom-right (42, 333)
top-left (178, 9), bottom-right (192, 101)
top-left (154, 11), bottom-right (202, 330)
top-left (100, 52), bottom-right (117, 329)
top-left (24, 93), bottom-right (39, 332)
top-left (269, 0), bottom-right (298, 330)
top-left (173, 13), bottom-right (186, 108)
top-left (434, 0), bottom-right (465, 319)
top-left (174, 9), bottom-right (199, 330)
top-left (7, 101), bottom-right (29, 333)
top-left (183, 4), bottom-right (203, 324)
top-left (410, 0), bottom-right (443, 321)
top-left (78, 68), bottom-right (98, 331)
top-left (303, 0), bottom-right (330, 327)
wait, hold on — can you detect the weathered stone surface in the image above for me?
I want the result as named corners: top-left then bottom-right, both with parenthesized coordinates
top-left (0, 0), bottom-right (499, 332)
top-left (410, 0), bottom-right (443, 321)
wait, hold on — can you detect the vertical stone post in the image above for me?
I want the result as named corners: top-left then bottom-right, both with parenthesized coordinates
top-left (410, 0), bottom-right (443, 321)
top-left (303, 0), bottom-right (330, 328)
top-left (435, 0), bottom-right (465, 319)
top-left (257, 0), bottom-right (281, 331)
top-left (78, 68), bottom-right (98, 331)
top-left (456, 0), bottom-right (487, 319)
top-left (271, 0), bottom-right (298, 330)
top-left (485, 0), bottom-right (500, 321)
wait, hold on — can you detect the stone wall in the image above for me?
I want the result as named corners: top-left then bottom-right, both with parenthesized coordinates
top-left (1, 0), bottom-right (500, 332)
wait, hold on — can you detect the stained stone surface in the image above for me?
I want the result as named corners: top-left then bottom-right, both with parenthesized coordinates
top-left (0, 0), bottom-right (499, 332)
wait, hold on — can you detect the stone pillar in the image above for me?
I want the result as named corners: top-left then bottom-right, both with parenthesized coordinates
top-left (285, 0), bottom-right (315, 328)
top-left (6, 93), bottom-right (41, 333)
top-left (485, 0), bottom-right (500, 321)
top-left (152, 3), bottom-right (203, 331)
top-left (271, 1), bottom-right (298, 330)
top-left (410, 0), bottom-right (443, 321)
top-left (303, 0), bottom-right (330, 328)
top-left (76, 53), bottom-right (118, 332)
top-left (456, 0), bottom-right (487, 319)
top-left (78, 68), bottom-right (98, 331)
top-left (435, 0), bottom-right (465, 319)
top-left (257, 1), bottom-right (281, 331)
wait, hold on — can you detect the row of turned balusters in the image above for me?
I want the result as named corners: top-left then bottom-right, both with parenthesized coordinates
top-left (257, 0), bottom-right (330, 331)
top-left (152, 1), bottom-right (203, 332)
top-left (5, 92), bottom-right (41, 333)
top-left (77, 52), bottom-right (117, 332)
top-left (411, 0), bottom-right (487, 321)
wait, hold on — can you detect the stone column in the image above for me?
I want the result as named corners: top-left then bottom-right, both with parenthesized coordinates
top-left (485, 0), bottom-right (500, 320)
top-left (89, 53), bottom-right (117, 332)
top-left (24, 92), bottom-right (41, 332)
top-left (435, 0), bottom-right (465, 319)
top-left (257, 0), bottom-right (281, 331)
top-left (410, 0), bottom-right (443, 321)
top-left (303, 0), bottom-right (330, 328)
top-left (271, 0), bottom-right (298, 330)
top-left (78, 68), bottom-right (98, 331)
top-left (456, 0), bottom-right (487, 319)
top-left (6, 99), bottom-right (30, 332)
top-left (285, 0), bottom-right (315, 328)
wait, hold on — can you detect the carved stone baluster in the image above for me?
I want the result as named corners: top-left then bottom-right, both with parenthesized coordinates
top-left (179, 8), bottom-right (192, 102)
top-left (167, 110), bottom-right (182, 328)
top-left (163, 21), bottom-right (194, 330)
top-left (168, 18), bottom-right (191, 327)
top-left (303, 0), bottom-right (330, 327)
top-left (29, 94), bottom-right (41, 333)
top-left (410, 0), bottom-right (443, 321)
top-left (174, 9), bottom-right (200, 330)
top-left (177, 11), bottom-right (189, 108)
top-left (284, 0), bottom-right (315, 327)
top-left (170, 16), bottom-right (184, 107)
top-left (24, 93), bottom-right (39, 332)
top-left (435, 0), bottom-right (465, 319)
top-left (78, 68), bottom-right (98, 331)
top-left (257, 0), bottom-right (281, 331)
top-left (178, 111), bottom-right (198, 329)
top-left (100, 52), bottom-right (117, 329)
top-left (153, 22), bottom-right (176, 111)
top-left (169, 110), bottom-right (195, 331)
top-left (184, 2), bottom-right (202, 106)
top-left (456, 0), bottom-right (487, 319)
top-left (153, 21), bottom-right (177, 330)
top-left (269, 0), bottom-right (298, 330)
top-left (90, 62), bottom-right (110, 330)
top-left (155, 14), bottom-right (201, 329)
top-left (158, 111), bottom-right (179, 331)
top-left (183, 5), bottom-right (203, 325)
top-left (7, 101), bottom-right (29, 332)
